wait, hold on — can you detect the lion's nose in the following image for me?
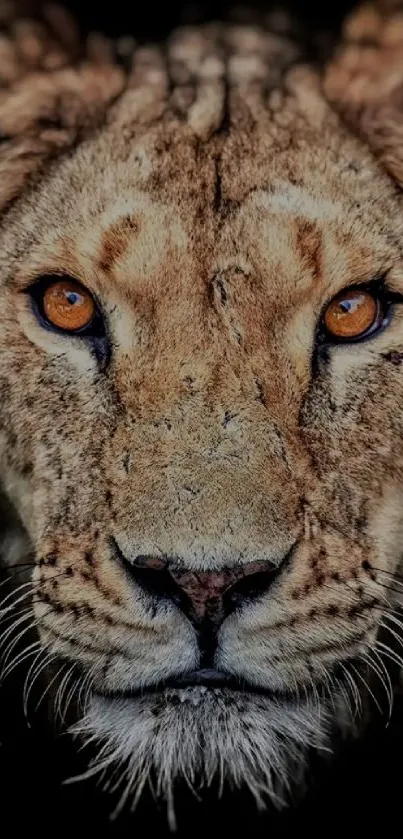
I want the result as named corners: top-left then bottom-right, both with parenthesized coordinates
top-left (113, 542), bottom-right (286, 664)
top-left (122, 552), bottom-right (279, 629)
top-left (166, 562), bottom-right (278, 626)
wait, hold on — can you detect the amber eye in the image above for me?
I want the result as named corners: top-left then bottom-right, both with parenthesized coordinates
top-left (40, 278), bottom-right (96, 333)
top-left (322, 288), bottom-right (382, 342)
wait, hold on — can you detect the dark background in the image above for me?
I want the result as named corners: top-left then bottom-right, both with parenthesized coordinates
top-left (2, 664), bottom-right (403, 836)
top-left (60, 0), bottom-right (356, 41)
top-left (1, 0), bottom-right (402, 835)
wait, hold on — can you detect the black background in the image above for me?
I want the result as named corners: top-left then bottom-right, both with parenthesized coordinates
top-left (60, 0), bottom-right (355, 41)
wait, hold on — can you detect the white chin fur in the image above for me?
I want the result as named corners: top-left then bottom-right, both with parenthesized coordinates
top-left (70, 688), bottom-right (333, 825)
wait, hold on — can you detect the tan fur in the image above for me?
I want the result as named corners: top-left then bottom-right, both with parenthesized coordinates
top-left (2, 0), bottom-right (403, 817)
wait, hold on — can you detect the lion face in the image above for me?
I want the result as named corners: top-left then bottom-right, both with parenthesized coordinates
top-left (2, 4), bottom-right (403, 818)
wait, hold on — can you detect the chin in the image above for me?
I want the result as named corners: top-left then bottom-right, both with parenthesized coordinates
top-left (70, 675), bottom-right (339, 827)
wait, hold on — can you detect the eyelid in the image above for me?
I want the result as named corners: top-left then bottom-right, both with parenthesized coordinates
top-left (321, 275), bottom-right (384, 308)
top-left (24, 275), bottom-right (100, 308)
top-left (25, 274), bottom-right (104, 338)
top-left (319, 274), bottom-right (403, 321)
top-left (18, 269), bottom-right (77, 290)
top-left (22, 273), bottom-right (94, 295)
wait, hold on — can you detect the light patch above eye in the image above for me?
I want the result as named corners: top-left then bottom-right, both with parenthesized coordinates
top-left (42, 279), bottom-right (95, 332)
top-left (323, 288), bottom-right (379, 341)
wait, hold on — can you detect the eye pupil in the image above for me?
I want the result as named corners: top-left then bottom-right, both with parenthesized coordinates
top-left (66, 291), bottom-right (80, 305)
top-left (339, 300), bottom-right (354, 313)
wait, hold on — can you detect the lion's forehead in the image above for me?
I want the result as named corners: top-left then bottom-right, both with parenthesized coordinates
top-left (8, 62), bottom-right (398, 308)
top-left (3, 20), bottom-right (403, 367)
top-left (14, 132), bottom-right (394, 288)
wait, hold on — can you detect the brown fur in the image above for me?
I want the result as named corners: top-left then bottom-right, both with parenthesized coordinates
top-left (2, 0), bottom-right (403, 815)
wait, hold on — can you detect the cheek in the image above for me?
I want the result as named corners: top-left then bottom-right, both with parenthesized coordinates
top-left (298, 370), bottom-right (403, 549)
top-left (3, 396), bottom-right (111, 542)
top-left (300, 364), bottom-right (403, 477)
top-left (0, 384), bottom-right (37, 529)
top-left (33, 539), bottom-right (132, 624)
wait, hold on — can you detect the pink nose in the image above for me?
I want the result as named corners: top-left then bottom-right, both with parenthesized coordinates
top-left (128, 555), bottom-right (278, 628)
top-left (169, 563), bottom-right (277, 625)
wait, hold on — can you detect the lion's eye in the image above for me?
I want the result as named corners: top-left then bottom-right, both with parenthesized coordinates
top-left (42, 279), bottom-right (95, 332)
top-left (321, 288), bottom-right (384, 343)
top-left (28, 276), bottom-right (102, 336)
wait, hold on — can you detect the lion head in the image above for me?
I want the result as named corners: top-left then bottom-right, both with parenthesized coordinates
top-left (1, 0), bottom-right (403, 822)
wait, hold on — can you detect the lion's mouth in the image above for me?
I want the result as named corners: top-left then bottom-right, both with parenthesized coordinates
top-left (96, 668), bottom-right (294, 701)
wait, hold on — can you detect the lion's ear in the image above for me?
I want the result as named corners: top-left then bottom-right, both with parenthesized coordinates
top-left (0, 3), bottom-right (125, 209)
top-left (324, 0), bottom-right (403, 186)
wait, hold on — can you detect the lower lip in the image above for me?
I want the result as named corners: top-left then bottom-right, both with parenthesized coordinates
top-left (97, 669), bottom-right (291, 701)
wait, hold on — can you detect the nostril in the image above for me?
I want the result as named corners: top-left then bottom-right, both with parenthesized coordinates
top-left (112, 545), bottom-right (192, 613)
top-left (130, 564), bottom-right (192, 613)
top-left (129, 563), bottom-right (176, 601)
top-left (224, 567), bottom-right (278, 612)
top-left (132, 555), bottom-right (168, 572)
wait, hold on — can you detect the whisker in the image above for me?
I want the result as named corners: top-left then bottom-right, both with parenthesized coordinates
top-left (62, 672), bottom-right (81, 726)
top-left (0, 604), bottom-right (35, 628)
top-left (370, 567), bottom-right (403, 585)
top-left (370, 648), bottom-right (395, 725)
top-left (0, 564), bottom-right (36, 585)
top-left (0, 570), bottom-right (79, 621)
top-left (360, 650), bottom-right (394, 722)
top-left (24, 649), bottom-right (60, 714)
top-left (381, 611), bottom-right (403, 642)
top-left (0, 604), bottom-right (55, 660)
top-left (0, 582), bottom-right (37, 615)
top-left (23, 647), bottom-right (49, 716)
top-left (59, 669), bottom-right (80, 728)
top-left (376, 637), bottom-right (403, 670)
top-left (322, 579), bottom-right (403, 619)
top-left (379, 620), bottom-right (403, 656)
top-left (1, 640), bottom-right (42, 682)
top-left (0, 618), bottom-right (39, 672)
top-left (0, 574), bottom-right (30, 594)
top-left (0, 609), bottom-right (35, 650)
top-left (54, 664), bottom-right (76, 725)
top-left (338, 662), bottom-right (362, 720)
top-left (370, 580), bottom-right (403, 600)
top-left (77, 661), bottom-right (98, 714)
top-left (0, 561), bottom-right (36, 571)
top-left (33, 658), bottom-right (69, 715)
top-left (347, 661), bottom-right (384, 717)
top-left (320, 669), bottom-right (341, 716)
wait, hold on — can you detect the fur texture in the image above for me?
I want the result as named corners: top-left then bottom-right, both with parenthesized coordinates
top-left (1, 0), bottom-right (403, 821)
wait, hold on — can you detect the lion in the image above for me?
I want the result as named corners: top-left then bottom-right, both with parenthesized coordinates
top-left (1, 0), bottom-right (403, 825)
